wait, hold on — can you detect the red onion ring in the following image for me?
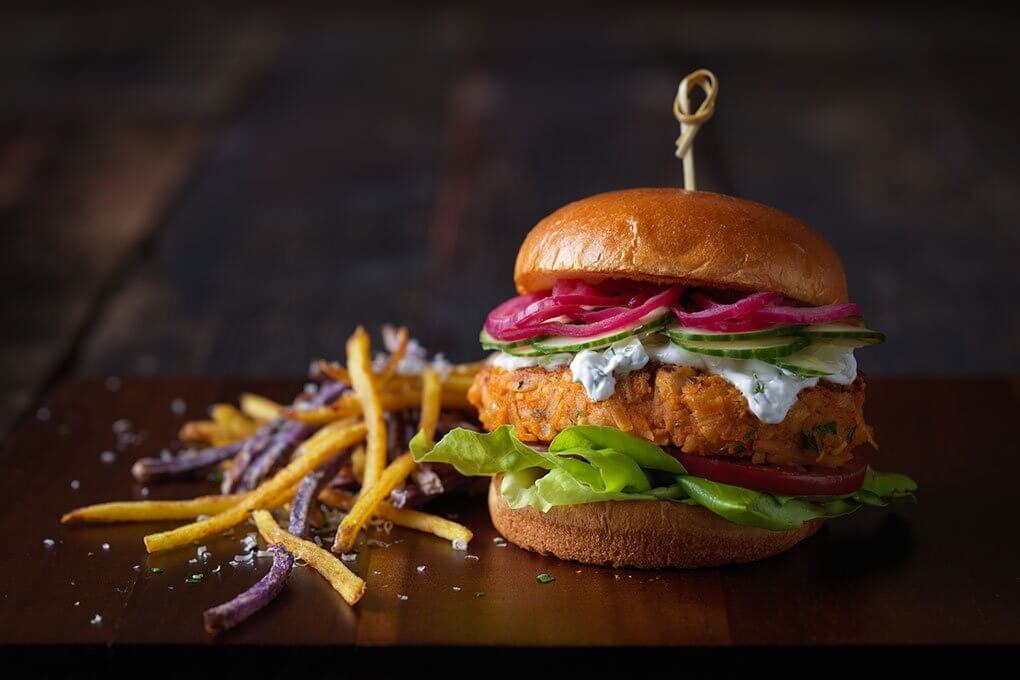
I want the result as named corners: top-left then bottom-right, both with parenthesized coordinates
top-left (487, 286), bottom-right (683, 341)
top-left (670, 291), bottom-right (781, 326)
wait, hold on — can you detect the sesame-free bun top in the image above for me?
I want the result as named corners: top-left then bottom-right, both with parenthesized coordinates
top-left (514, 188), bottom-right (848, 306)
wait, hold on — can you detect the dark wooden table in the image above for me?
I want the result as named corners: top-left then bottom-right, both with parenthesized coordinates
top-left (3, 4), bottom-right (1020, 442)
top-left (1, 376), bottom-right (1017, 665)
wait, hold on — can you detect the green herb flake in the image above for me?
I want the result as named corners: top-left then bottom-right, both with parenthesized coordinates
top-left (751, 374), bottom-right (765, 394)
top-left (801, 432), bottom-right (819, 453)
top-left (536, 573), bottom-right (555, 584)
top-left (731, 443), bottom-right (746, 454)
top-left (742, 429), bottom-right (756, 441)
top-left (474, 591), bottom-right (486, 598)
top-left (151, 567), bottom-right (163, 574)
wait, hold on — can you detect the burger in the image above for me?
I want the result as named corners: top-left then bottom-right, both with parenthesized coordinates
top-left (412, 188), bottom-right (916, 568)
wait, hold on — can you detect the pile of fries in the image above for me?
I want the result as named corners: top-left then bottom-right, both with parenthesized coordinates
top-left (62, 326), bottom-right (480, 633)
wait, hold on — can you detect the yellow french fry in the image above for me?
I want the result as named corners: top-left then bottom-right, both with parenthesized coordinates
top-left (333, 452), bottom-right (417, 553)
top-left (418, 367), bottom-right (442, 447)
top-left (346, 328), bottom-right (387, 488)
top-left (239, 393), bottom-right (284, 421)
top-left (318, 488), bottom-right (471, 544)
top-left (252, 510), bottom-right (365, 606)
top-left (62, 493), bottom-right (247, 524)
top-left (143, 421), bottom-right (366, 553)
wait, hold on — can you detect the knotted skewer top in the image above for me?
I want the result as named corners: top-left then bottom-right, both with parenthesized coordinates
top-left (673, 69), bottom-right (718, 191)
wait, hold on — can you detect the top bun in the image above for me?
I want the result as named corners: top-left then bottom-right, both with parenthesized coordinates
top-left (514, 188), bottom-right (847, 306)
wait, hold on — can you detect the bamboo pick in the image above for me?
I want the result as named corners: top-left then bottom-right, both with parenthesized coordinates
top-left (673, 69), bottom-right (718, 190)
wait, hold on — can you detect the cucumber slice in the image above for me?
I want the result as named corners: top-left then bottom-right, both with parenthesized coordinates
top-left (671, 335), bottom-right (810, 360)
top-left (531, 308), bottom-right (672, 354)
top-left (775, 343), bottom-right (854, 377)
top-left (800, 323), bottom-right (885, 345)
top-left (479, 329), bottom-right (546, 352)
top-left (502, 343), bottom-right (546, 358)
top-left (664, 323), bottom-right (805, 343)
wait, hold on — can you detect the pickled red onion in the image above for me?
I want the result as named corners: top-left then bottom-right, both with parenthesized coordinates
top-left (486, 286), bottom-right (682, 341)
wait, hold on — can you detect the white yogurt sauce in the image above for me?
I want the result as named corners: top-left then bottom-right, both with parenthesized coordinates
top-left (490, 337), bottom-right (857, 424)
top-left (569, 337), bottom-right (650, 401)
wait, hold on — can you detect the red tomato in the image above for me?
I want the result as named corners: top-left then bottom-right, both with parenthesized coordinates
top-left (673, 450), bottom-right (867, 496)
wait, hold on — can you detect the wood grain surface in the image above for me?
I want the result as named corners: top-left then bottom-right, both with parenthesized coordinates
top-left (1, 376), bottom-right (1017, 660)
top-left (2, 5), bottom-right (1019, 443)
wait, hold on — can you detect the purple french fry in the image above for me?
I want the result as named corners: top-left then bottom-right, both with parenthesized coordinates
top-left (203, 543), bottom-right (294, 634)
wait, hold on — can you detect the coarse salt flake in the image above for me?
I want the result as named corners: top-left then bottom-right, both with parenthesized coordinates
top-left (451, 538), bottom-right (468, 551)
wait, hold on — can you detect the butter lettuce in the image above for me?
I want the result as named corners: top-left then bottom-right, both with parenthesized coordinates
top-left (411, 425), bottom-right (917, 531)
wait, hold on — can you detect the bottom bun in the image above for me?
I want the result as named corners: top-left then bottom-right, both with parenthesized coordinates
top-left (488, 475), bottom-right (821, 569)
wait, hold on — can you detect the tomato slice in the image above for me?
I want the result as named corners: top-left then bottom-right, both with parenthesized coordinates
top-left (673, 449), bottom-right (867, 497)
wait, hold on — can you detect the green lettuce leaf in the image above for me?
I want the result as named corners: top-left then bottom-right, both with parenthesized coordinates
top-left (412, 425), bottom-right (917, 532)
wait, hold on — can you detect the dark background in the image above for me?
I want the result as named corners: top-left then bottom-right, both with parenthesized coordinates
top-left (3, 3), bottom-right (1019, 438)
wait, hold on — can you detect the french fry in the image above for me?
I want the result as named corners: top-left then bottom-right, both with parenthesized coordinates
top-left (252, 510), bottom-right (365, 606)
top-left (350, 444), bottom-right (366, 484)
top-left (315, 360), bottom-right (350, 384)
top-left (333, 452), bottom-right (417, 553)
top-left (347, 327), bottom-right (387, 488)
top-left (418, 367), bottom-right (441, 447)
top-left (211, 404), bottom-right (257, 439)
top-left (377, 326), bottom-right (409, 387)
top-left (240, 393), bottom-right (284, 421)
top-left (282, 389), bottom-right (470, 426)
top-left (143, 421), bottom-right (366, 553)
top-left (318, 489), bottom-right (472, 544)
top-left (179, 420), bottom-right (237, 446)
top-left (62, 493), bottom-right (247, 524)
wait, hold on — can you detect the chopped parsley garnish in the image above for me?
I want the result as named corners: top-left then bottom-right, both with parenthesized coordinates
top-left (475, 591), bottom-right (486, 598)
top-left (742, 429), bottom-right (756, 441)
top-left (536, 573), bottom-right (555, 584)
top-left (731, 443), bottom-right (746, 454)
top-left (150, 567), bottom-right (163, 574)
top-left (751, 374), bottom-right (764, 394)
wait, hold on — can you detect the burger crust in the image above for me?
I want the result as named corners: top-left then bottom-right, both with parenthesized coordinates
top-left (488, 476), bottom-right (821, 569)
top-left (469, 365), bottom-right (870, 468)
top-left (514, 188), bottom-right (848, 306)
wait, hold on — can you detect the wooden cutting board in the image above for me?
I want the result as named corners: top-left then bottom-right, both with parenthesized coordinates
top-left (1, 378), bottom-right (1017, 660)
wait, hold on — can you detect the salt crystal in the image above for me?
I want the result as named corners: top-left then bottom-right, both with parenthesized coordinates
top-left (100, 451), bottom-right (116, 464)
top-left (465, 554), bottom-right (479, 561)
top-left (313, 536), bottom-right (323, 547)
top-left (397, 594), bottom-right (408, 601)
top-left (112, 419), bottom-right (132, 434)
top-left (452, 586), bottom-right (461, 592)
top-left (212, 565), bottom-right (221, 573)
top-left (197, 545), bottom-right (210, 560)
top-left (132, 565), bottom-right (141, 572)
top-left (366, 539), bottom-right (390, 548)
top-left (70, 480), bottom-right (80, 490)
top-left (188, 558), bottom-right (197, 564)
top-left (451, 538), bottom-right (468, 551)
top-left (416, 565), bottom-right (426, 573)
top-left (101, 543), bottom-right (110, 551)
top-left (341, 553), bottom-right (358, 563)
top-left (74, 601), bottom-right (80, 606)
top-left (228, 560), bottom-right (239, 567)
top-left (42, 538), bottom-right (55, 549)
top-left (90, 614), bottom-right (102, 625)
top-left (140, 487), bottom-right (149, 497)
top-left (255, 550), bottom-right (273, 558)
top-left (36, 407), bottom-right (51, 421)
top-left (170, 398), bottom-right (187, 416)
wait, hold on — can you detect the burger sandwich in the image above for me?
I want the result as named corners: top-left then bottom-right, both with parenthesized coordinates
top-left (413, 188), bottom-right (916, 568)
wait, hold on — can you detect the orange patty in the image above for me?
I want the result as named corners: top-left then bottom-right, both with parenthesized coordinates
top-left (468, 364), bottom-right (873, 468)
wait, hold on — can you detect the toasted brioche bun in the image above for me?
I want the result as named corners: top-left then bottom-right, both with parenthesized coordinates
top-left (488, 475), bottom-right (821, 569)
top-left (514, 188), bottom-right (847, 306)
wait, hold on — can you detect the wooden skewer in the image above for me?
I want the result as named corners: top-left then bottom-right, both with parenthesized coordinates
top-left (673, 69), bottom-right (718, 191)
